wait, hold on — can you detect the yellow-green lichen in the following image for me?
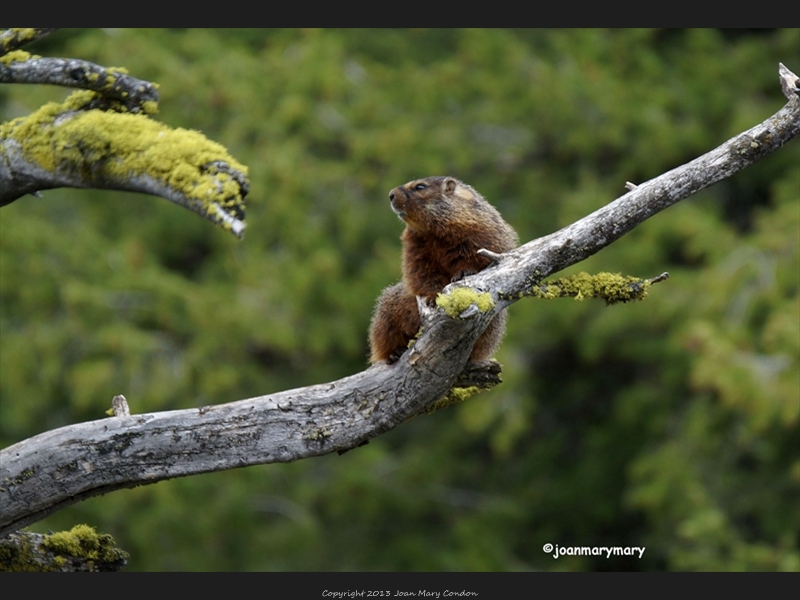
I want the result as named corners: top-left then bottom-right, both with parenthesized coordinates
top-left (407, 326), bottom-right (425, 350)
top-left (8, 27), bottom-right (36, 39)
top-left (1, 90), bottom-right (247, 231)
top-left (303, 426), bottom-right (331, 442)
top-left (0, 49), bottom-right (38, 65)
top-left (427, 386), bottom-right (483, 413)
top-left (529, 272), bottom-right (651, 305)
top-left (141, 100), bottom-right (159, 115)
top-left (9, 467), bottom-right (35, 486)
top-left (436, 288), bottom-right (494, 318)
top-left (0, 525), bottom-right (128, 572)
top-left (3, 28), bottom-right (36, 47)
top-left (103, 67), bottom-right (130, 93)
top-left (0, 532), bottom-right (36, 572)
top-left (42, 524), bottom-right (127, 564)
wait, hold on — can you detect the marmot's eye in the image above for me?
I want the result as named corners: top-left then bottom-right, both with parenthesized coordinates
top-left (414, 183), bottom-right (427, 191)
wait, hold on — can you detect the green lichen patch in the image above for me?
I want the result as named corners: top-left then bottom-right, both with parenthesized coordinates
top-left (42, 524), bottom-right (128, 566)
top-left (303, 426), bottom-right (331, 442)
top-left (529, 271), bottom-right (652, 305)
top-left (0, 532), bottom-right (35, 571)
top-left (407, 326), bottom-right (425, 350)
top-left (0, 49), bottom-right (38, 65)
top-left (8, 467), bottom-right (36, 488)
top-left (141, 100), bottom-right (159, 115)
top-left (427, 385), bottom-right (482, 414)
top-left (1, 90), bottom-right (248, 235)
top-left (0, 525), bottom-right (128, 571)
top-left (436, 288), bottom-right (494, 318)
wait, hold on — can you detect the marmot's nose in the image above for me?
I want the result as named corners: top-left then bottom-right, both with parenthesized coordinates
top-left (389, 190), bottom-right (396, 202)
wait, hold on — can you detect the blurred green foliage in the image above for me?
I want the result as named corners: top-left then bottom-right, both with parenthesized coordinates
top-left (1, 28), bottom-right (798, 571)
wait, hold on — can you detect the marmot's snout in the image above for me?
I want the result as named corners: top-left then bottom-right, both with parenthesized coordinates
top-left (389, 187), bottom-right (406, 219)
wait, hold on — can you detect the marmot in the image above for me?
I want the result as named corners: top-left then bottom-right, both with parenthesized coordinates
top-left (369, 176), bottom-right (519, 364)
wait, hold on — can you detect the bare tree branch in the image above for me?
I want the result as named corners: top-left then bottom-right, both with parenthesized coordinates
top-left (1, 63), bottom-right (797, 537)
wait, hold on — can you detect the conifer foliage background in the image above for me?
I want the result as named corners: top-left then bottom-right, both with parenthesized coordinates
top-left (1, 29), bottom-right (797, 571)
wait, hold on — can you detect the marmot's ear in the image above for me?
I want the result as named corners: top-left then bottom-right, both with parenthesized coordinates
top-left (447, 178), bottom-right (475, 203)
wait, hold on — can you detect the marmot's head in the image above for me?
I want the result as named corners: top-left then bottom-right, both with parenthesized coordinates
top-left (389, 176), bottom-right (481, 233)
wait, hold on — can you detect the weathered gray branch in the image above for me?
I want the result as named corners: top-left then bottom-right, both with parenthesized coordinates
top-left (1, 64), bottom-right (798, 537)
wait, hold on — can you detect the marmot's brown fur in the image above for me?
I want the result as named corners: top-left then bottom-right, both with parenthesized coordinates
top-left (369, 176), bottom-right (519, 364)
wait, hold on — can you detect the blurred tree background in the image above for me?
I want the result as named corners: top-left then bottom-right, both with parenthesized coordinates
top-left (1, 28), bottom-right (797, 571)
